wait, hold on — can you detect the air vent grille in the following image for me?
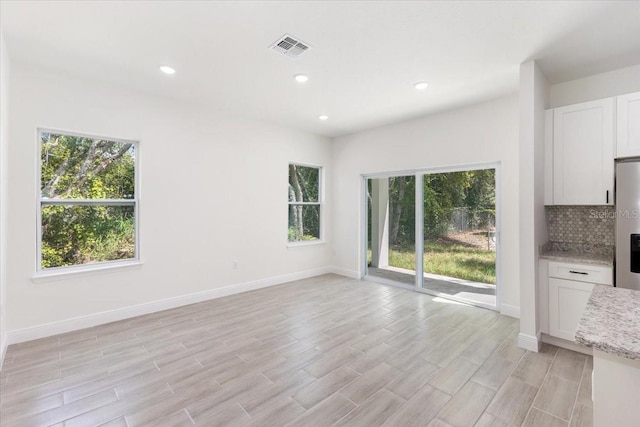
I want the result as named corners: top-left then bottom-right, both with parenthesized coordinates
top-left (270, 34), bottom-right (310, 59)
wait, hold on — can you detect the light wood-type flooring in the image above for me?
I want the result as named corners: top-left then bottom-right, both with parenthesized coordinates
top-left (0, 274), bottom-right (593, 426)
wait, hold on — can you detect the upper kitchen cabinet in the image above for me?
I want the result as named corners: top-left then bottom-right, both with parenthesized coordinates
top-left (546, 98), bottom-right (614, 205)
top-left (616, 91), bottom-right (640, 159)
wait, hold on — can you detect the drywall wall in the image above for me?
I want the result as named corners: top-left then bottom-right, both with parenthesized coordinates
top-left (5, 60), bottom-right (332, 334)
top-left (0, 33), bottom-right (9, 362)
top-left (550, 64), bottom-right (640, 107)
top-left (518, 60), bottom-right (549, 352)
top-left (331, 94), bottom-right (520, 316)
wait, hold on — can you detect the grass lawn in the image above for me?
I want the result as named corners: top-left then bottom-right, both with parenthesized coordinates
top-left (382, 240), bottom-right (496, 284)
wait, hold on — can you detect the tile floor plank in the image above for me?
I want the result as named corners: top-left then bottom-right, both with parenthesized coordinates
top-left (570, 403), bottom-right (594, 427)
top-left (532, 374), bottom-right (580, 421)
top-left (485, 377), bottom-right (539, 426)
top-left (335, 388), bottom-right (406, 427)
top-left (339, 362), bottom-right (400, 404)
top-left (284, 393), bottom-right (356, 427)
top-left (292, 366), bottom-right (360, 410)
top-left (437, 380), bottom-right (495, 426)
top-left (382, 384), bottom-right (450, 427)
top-left (0, 275), bottom-right (592, 427)
top-left (523, 408), bottom-right (569, 427)
top-left (428, 357), bottom-right (480, 395)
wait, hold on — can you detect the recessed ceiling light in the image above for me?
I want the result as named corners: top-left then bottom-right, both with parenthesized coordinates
top-left (318, 115), bottom-right (329, 121)
top-left (414, 81), bottom-right (429, 90)
top-left (294, 74), bottom-right (309, 83)
top-left (160, 65), bottom-right (176, 75)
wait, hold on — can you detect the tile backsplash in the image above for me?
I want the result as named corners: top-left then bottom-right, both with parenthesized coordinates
top-left (545, 205), bottom-right (615, 247)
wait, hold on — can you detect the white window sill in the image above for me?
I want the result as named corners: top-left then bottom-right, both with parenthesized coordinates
top-left (287, 240), bottom-right (325, 248)
top-left (32, 260), bottom-right (143, 284)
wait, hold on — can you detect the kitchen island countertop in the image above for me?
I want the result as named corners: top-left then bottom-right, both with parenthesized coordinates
top-left (575, 285), bottom-right (640, 360)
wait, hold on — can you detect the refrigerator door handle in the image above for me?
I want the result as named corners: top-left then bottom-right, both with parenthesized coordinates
top-left (606, 190), bottom-right (609, 204)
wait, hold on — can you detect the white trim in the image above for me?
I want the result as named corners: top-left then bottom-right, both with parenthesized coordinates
top-left (494, 163), bottom-right (502, 311)
top-left (500, 303), bottom-right (520, 319)
top-left (0, 333), bottom-right (7, 369)
top-left (541, 333), bottom-right (593, 356)
top-left (329, 266), bottom-right (361, 279)
top-left (518, 332), bottom-right (542, 352)
top-left (41, 199), bottom-right (136, 206)
top-left (32, 260), bottom-right (143, 283)
top-left (286, 240), bottom-right (325, 248)
top-left (362, 161), bottom-right (501, 179)
top-left (361, 175), bottom-right (368, 279)
top-left (8, 267), bottom-right (346, 345)
top-left (415, 173), bottom-right (424, 288)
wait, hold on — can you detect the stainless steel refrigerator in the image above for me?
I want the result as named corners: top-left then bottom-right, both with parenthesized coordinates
top-left (616, 160), bottom-right (640, 290)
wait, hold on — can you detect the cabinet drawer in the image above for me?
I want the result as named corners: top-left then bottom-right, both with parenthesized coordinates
top-left (548, 261), bottom-right (612, 285)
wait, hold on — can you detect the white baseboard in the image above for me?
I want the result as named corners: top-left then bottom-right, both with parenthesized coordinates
top-left (0, 332), bottom-right (7, 369)
top-left (541, 334), bottom-right (592, 356)
top-left (500, 303), bottom-right (520, 319)
top-left (518, 332), bottom-right (542, 352)
top-left (7, 266), bottom-right (340, 345)
top-left (328, 266), bottom-right (361, 279)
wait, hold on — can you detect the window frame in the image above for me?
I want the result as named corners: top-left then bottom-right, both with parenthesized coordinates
top-left (287, 162), bottom-right (324, 246)
top-left (35, 128), bottom-right (141, 276)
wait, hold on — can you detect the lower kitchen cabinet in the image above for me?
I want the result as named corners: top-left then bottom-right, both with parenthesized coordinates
top-left (546, 261), bottom-right (613, 342)
top-left (549, 277), bottom-right (595, 341)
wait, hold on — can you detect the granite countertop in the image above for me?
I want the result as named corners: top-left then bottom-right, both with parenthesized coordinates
top-left (539, 249), bottom-right (614, 266)
top-left (538, 242), bottom-right (614, 266)
top-left (575, 285), bottom-right (640, 360)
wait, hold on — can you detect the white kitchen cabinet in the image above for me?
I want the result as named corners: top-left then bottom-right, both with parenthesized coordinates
top-left (548, 261), bottom-right (612, 342)
top-left (549, 98), bottom-right (614, 205)
top-left (616, 91), bottom-right (640, 159)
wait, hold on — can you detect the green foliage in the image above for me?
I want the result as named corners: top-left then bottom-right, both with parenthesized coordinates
top-left (41, 133), bottom-right (135, 199)
top-left (389, 176), bottom-right (415, 243)
top-left (40, 133), bottom-right (136, 268)
top-left (369, 169), bottom-right (496, 246)
top-left (388, 241), bottom-right (496, 284)
top-left (288, 164), bottom-right (320, 241)
top-left (289, 165), bottom-right (319, 203)
top-left (288, 226), bottom-right (318, 242)
top-left (367, 169), bottom-right (496, 284)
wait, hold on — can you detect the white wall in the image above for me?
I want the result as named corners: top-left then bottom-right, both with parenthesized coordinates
top-left (0, 33), bottom-right (9, 363)
top-left (331, 95), bottom-right (521, 315)
top-left (5, 61), bottom-right (332, 337)
top-left (518, 61), bottom-right (549, 352)
top-left (550, 64), bottom-right (640, 107)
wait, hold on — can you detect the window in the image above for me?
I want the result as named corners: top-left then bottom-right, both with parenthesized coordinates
top-left (288, 163), bottom-right (321, 242)
top-left (38, 130), bottom-right (138, 270)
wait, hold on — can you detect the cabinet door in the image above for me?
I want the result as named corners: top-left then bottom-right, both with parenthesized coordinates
top-left (616, 91), bottom-right (640, 159)
top-left (549, 278), bottom-right (594, 341)
top-left (553, 98), bottom-right (614, 205)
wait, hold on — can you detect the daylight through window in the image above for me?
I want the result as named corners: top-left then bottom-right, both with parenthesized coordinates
top-left (38, 131), bottom-right (138, 270)
top-left (288, 164), bottom-right (321, 242)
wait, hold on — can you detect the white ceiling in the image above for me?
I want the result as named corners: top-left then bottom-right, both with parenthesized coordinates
top-left (2, 1), bottom-right (639, 137)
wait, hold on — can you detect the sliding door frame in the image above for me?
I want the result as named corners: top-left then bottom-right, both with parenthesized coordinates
top-left (361, 161), bottom-right (502, 311)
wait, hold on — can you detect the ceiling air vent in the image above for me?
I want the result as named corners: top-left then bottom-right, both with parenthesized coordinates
top-left (270, 34), bottom-right (310, 59)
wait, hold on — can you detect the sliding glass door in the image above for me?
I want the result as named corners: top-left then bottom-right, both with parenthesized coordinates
top-left (366, 176), bottom-right (416, 286)
top-left (364, 164), bottom-right (499, 309)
